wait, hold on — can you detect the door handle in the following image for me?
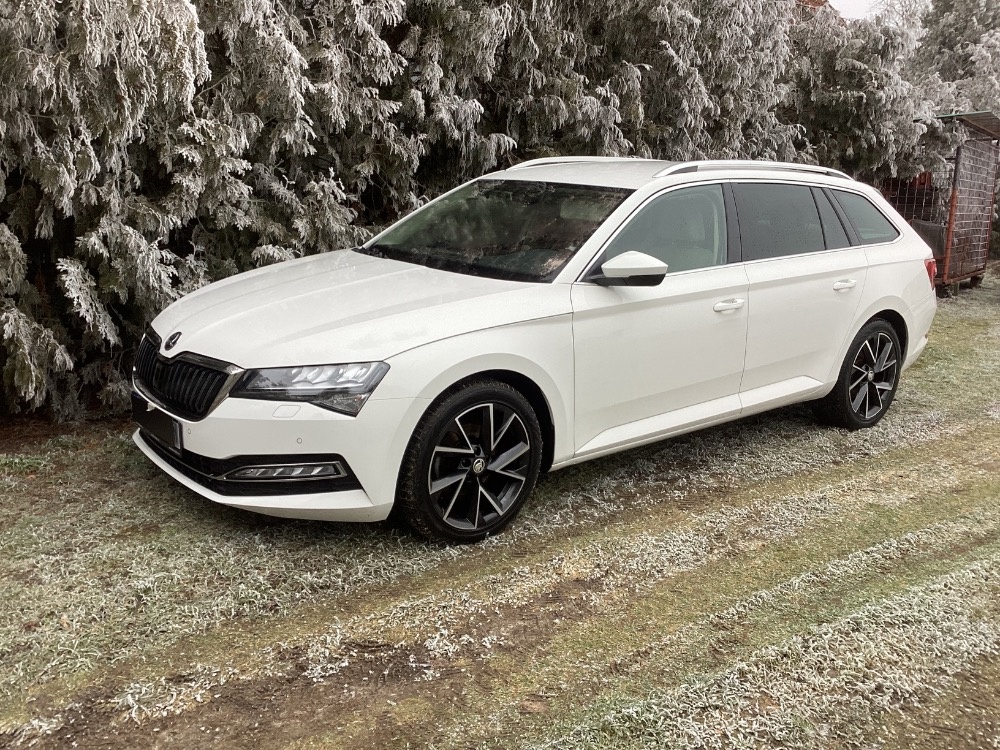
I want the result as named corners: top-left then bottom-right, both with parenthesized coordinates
top-left (833, 279), bottom-right (857, 291)
top-left (713, 298), bottom-right (745, 313)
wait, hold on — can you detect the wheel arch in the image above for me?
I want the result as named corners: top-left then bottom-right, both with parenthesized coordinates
top-left (821, 302), bottom-right (913, 392)
top-left (392, 369), bottom-right (554, 541)
top-left (869, 309), bottom-right (908, 363)
top-left (414, 369), bottom-right (557, 474)
top-left (812, 310), bottom-right (906, 430)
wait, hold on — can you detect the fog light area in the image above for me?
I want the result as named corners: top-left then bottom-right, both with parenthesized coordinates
top-left (226, 462), bottom-right (346, 481)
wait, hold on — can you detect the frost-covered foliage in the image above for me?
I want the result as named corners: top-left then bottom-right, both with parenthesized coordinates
top-left (782, 6), bottom-right (950, 179)
top-left (0, 0), bottom-right (988, 416)
top-left (613, 0), bottom-right (800, 160)
top-left (915, 0), bottom-right (1000, 255)
top-left (875, 0), bottom-right (931, 27)
top-left (0, 0), bottom-right (390, 415)
top-left (919, 0), bottom-right (1000, 112)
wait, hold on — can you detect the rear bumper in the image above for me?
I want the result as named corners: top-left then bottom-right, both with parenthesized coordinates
top-left (903, 292), bottom-right (937, 371)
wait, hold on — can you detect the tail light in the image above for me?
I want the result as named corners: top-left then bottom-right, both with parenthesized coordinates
top-left (924, 258), bottom-right (937, 287)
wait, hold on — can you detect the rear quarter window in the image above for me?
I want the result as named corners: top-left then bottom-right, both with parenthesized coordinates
top-left (831, 190), bottom-right (900, 245)
top-left (812, 188), bottom-right (851, 250)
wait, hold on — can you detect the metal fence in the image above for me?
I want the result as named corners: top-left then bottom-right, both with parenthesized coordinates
top-left (883, 135), bottom-right (1000, 286)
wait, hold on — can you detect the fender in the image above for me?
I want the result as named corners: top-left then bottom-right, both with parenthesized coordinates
top-left (371, 314), bottom-right (576, 490)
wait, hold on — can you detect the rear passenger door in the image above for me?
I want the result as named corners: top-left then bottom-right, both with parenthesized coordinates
top-left (735, 182), bottom-right (869, 411)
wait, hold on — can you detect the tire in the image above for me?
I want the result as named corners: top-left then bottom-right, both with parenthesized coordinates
top-left (812, 319), bottom-right (902, 431)
top-left (396, 380), bottom-right (543, 543)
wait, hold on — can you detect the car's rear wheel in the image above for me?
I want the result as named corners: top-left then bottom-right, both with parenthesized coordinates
top-left (813, 319), bottom-right (901, 430)
top-left (397, 380), bottom-right (543, 543)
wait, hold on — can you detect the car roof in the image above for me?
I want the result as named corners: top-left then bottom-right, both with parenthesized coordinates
top-left (491, 159), bottom-right (677, 189)
top-left (489, 157), bottom-right (854, 190)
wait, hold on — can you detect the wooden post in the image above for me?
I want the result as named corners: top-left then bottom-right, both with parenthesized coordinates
top-left (942, 145), bottom-right (963, 285)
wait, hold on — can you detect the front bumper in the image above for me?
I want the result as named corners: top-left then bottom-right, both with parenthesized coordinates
top-left (134, 431), bottom-right (383, 521)
top-left (131, 389), bottom-right (429, 522)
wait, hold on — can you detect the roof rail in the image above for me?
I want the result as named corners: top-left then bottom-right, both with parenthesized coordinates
top-left (506, 156), bottom-right (667, 171)
top-left (653, 160), bottom-right (853, 181)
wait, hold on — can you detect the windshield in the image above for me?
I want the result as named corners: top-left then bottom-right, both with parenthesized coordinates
top-left (360, 179), bottom-right (633, 282)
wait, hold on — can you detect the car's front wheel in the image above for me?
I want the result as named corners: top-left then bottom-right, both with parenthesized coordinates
top-left (397, 380), bottom-right (543, 543)
top-left (813, 318), bottom-right (901, 430)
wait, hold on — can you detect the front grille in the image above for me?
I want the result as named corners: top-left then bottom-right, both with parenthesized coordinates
top-left (133, 334), bottom-right (231, 420)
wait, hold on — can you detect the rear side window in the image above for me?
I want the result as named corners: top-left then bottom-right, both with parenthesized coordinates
top-left (831, 190), bottom-right (900, 244)
top-left (812, 188), bottom-right (851, 250)
top-left (733, 184), bottom-right (825, 260)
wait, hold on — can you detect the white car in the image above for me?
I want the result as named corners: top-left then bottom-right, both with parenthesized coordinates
top-left (132, 158), bottom-right (937, 542)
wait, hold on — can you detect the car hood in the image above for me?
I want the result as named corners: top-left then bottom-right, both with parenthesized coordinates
top-left (151, 250), bottom-right (571, 368)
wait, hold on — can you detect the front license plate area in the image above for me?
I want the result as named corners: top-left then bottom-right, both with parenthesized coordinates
top-left (132, 391), bottom-right (183, 454)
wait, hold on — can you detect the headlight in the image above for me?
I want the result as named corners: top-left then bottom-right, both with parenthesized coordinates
top-left (231, 362), bottom-right (390, 416)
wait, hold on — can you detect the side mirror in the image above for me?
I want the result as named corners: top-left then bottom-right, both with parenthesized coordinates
top-left (592, 251), bottom-right (668, 287)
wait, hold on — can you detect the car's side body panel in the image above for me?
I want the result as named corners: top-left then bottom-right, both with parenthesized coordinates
top-left (819, 187), bottom-right (938, 383)
top-left (379, 313), bottom-right (577, 468)
top-left (571, 265), bottom-right (750, 453)
top-left (740, 247), bottom-right (870, 394)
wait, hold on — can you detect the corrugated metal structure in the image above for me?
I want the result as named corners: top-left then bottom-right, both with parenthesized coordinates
top-left (882, 112), bottom-right (1000, 289)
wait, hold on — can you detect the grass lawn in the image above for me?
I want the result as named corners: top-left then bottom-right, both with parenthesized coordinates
top-left (3, 272), bottom-right (1000, 748)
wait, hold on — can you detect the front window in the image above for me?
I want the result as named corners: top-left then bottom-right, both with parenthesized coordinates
top-left (361, 179), bottom-right (633, 282)
top-left (600, 184), bottom-right (728, 273)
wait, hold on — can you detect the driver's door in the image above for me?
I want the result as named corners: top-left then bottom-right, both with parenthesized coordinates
top-left (571, 183), bottom-right (749, 456)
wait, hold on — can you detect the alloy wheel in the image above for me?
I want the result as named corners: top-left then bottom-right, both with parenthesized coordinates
top-left (427, 402), bottom-right (532, 531)
top-left (849, 331), bottom-right (897, 421)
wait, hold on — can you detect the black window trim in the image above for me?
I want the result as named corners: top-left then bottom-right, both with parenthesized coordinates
top-left (723, 182), bottom-right (743, 263)
top-left (821, 187), bottom-right (861, 246)
top-left (574, 177), bottom-right (904, 281)
top-left (577, 179), bottom-right (734, 282)
top-left (810, 186), bottom-right (853, 251)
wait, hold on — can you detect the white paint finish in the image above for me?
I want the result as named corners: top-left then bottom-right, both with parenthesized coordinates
top-left (162, 394), bottom-right (424, 513)
top-left (600, 251), bottom-right (669, 279)
top-left (492, 158), bottom-right (674, 188)
top-left (741, 247), bottom-right (869, 393)
top-left (153, 250), bottom-right (569, 368)
top-left (135, 160), bottom-right (938, 526)
top-left (379, 315), bottom-right (576, 465)
top-left (571, 264), bottom-right (750, 450)
top-left (574, 394), bottom-right (742, 458)
top-left (738, 376), bottom-right (827, 415)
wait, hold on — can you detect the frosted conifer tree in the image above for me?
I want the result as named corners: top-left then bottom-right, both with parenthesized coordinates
top-left (1, 0), bottom-right (964, 416)
top-left (0, 1), bottom-right (419, 415)
top-left (781, 6), bottom-right (945, 178)
top-left (919, 0), bottom-right (1000, 112)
